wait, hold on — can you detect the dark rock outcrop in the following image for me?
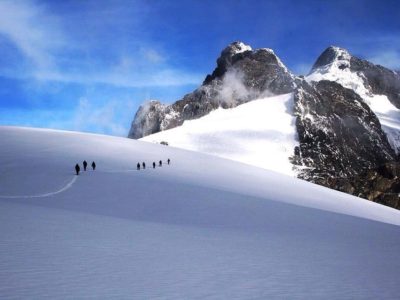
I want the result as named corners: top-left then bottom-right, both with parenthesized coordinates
top-left (292, 80), bottom-right (396, 184)
top-left (326, 162), bottom-right (400, 209)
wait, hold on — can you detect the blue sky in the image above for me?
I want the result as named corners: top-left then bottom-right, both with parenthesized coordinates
top-left (0, 0), bottom-right (399, 136)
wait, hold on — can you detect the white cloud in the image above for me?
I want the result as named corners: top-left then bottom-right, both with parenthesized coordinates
top-left (71, 98), bottom-right (136, 136)
top-left (0, 0), bottom-right (202, 88)
top-left (141, 48), bottom-right (165, 63)
top-left (368, 50), bottom-right (400, 70)
top-left (291, 63), bottom-right (312, 76)
top-left (31, 67), bottom-right (202, 87)
top-left (0, 0), bottom-right (66, 70)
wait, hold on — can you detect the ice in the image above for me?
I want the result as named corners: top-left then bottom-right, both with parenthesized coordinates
top-left (0, 126), bottom-right (399, 299)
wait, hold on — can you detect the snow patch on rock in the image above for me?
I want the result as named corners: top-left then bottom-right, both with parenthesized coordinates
top-left (231, 41), bottom-right (252, 54)
top-left (307, 48), bottom-right (400, 154)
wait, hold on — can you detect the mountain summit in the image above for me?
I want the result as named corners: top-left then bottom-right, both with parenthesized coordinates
top-left (129, 42), bottom-right (400, 209)
top-left (308, 45), bottom-right (400, 108)
top-left (128, 41), bottom-right (295, 139)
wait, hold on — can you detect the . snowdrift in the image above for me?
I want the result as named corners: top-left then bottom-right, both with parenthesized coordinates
top-left (1, 126), bottom-right (399, 299)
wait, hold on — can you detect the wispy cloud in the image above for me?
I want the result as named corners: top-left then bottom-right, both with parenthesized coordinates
top-left (0, 0), bottom-right (66, 70)
top-left (141, 48), bottom-right (165, 64)
top-left (70, 98), bottom-right (135, 136)
top-left (31, 67), bottom-right (202, 88)
top-left (368, 50), bottom-right (400, 70)
top-left (343, 34), bottom-right (400, 70)
top-left (0, 0), bottom-right (201, 88)
top-left (291, 63), bottom-right (312, 76)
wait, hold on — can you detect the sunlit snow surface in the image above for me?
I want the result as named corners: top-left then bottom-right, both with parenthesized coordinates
top-left (1, 127), bottom-right (400, 299)
top-left (141, 93), bottom-right (299, 176)
top-left (307, 47), bottom-right (400, 153)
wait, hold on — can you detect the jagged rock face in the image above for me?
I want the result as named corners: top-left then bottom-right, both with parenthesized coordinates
top-left (128, 41), bottom-right (295, 139)
top-left (310, 46), bottom-right (400, 108)
top-left (327, 162), bottom-right (400, 209)
top-left (128, 101), bottom-right (166, 139)
top-left (204, 43), bottom-right (295, 94)
top-left (363, 162), bottom-right (400, 209)
top-left (350, 57), bottom-right (400, 108)
top-left (292, 80), bottom-right (396, 182)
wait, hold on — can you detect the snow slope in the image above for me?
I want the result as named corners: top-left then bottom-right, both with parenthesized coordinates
top-left (1, 126), bottom-right (400, 299)
top-left (141, 93), bottom-right (299, 176)
top-left (307, 47), bottom-right (400, 154)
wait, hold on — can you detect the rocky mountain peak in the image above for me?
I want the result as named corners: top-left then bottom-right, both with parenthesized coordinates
top-left (224, 41), bottom-right (253, 56)
top-left (308, 46), bottom-right (400, 110)
top-left (204, 41), bottom-right (294, 87)
top-left (210, 41), bottom-right (253, 79)
top-left (310, 46), bottom-right (351, 74)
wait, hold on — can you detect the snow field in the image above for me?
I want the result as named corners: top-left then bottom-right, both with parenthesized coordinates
top-left (141, 93), bottom-right (299, 176)
top-left (0, 126), bottom-right (400, 299)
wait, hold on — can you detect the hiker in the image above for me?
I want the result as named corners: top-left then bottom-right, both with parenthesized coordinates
top-left (153, 162), bottom-right (156, 168)
top-left (83, 160), bottom-right (88, 171)
top-left (137, 163), bottom-right (140, 170)
top-left (75, 164), bottom-right (80, 175)
top-left (159, 160), bottom-right (162, 167)
top-left (91, 161), bottom-right (96, 170)
top-left (142, 162), bottom-right (146, 169)
top-left (167, 158), bottom-right (170, 165)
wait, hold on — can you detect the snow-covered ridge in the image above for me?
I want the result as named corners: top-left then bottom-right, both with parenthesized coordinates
top-left (307, 47), bottom-right (400, 154)
top-left (306, 47), bottom-right (357, 92)
top-left (141, 93), bottom-right (299, 176)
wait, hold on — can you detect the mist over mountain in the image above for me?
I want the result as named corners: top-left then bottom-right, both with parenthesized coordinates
top-left (129, 42), bottom-right (400, 209)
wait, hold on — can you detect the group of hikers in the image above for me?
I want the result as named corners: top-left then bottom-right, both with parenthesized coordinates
top-left (137, 159), bottom-right (170, 170)
top-left (75, 160), bottom-right (96, 175)
top-left (74, 158), bottom-right (171, 175)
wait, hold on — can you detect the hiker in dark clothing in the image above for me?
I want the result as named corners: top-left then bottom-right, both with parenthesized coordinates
top-left (167, 158), bottom-right (170, 165)
top-left (75, 164), bottom-right (80, 175)
top-left (91, 161), bottom-right (96, 170)
top-left (137, 163), bottom-right (140, 170)
top-left (142, 162), bottom-right (146, 169)
top-left (159, 160), bottom-right (162, 167)
top-left (83, 160), bottom-right (88, 171)
top-left (153, 162), bottom-right (156, 168)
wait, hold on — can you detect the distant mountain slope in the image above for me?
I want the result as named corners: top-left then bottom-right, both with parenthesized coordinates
top-left (1, 126), bottom-right (400, 298)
